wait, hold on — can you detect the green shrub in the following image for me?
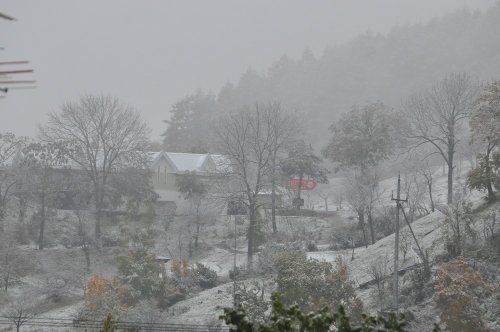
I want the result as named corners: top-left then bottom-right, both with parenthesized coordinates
top-left (221, 293), bottom-right (415, 332)
top-left (229, 266), bottom-right (246, 281)
top-left (156, 277), bottom-right (187, 309)
top-left (275, 252), bottom-right (362, 320)
top-left (116, 248), bottom-right (161, 302)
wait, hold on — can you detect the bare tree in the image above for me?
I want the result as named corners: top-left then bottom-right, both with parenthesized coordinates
top-left (440, 189), bottom-right (476, 257)
top-left (39, 95), bottom-right (150, 242)
top-left (343, 169), bottom-right (380, 246)
top-left (317, 185), bottom-right (332, 211)
top-left (74, 209), bottom-right (92, 270)
top-left (0, 133), bottom-right (28, 232)
top-left (176, 171), bottom-right (213, 248)
top-left (22, 142), bottom-right (70, 250)
top-left (366, 255), bottom-right (390, 308)
top-left (128, 300), bottom-right (166, 332)
top-left (403, 73), bottom-right (479, 204)
top-left (418, 160), bottom-right (436, 213)
top-left (333, 190), bottom-right (343, 211)
top-left (343, 171), bottom-right (369, 247)
top-left (6, 291), bottom-right (38, 332)
top-left (266, 103), bottom-right (299, 233)
top-left (214, 103), bottom-right (280, 269)
top-left (0, 237), bottom-right (30, 292)
top-left (399, 228), bottom-right (411, 262)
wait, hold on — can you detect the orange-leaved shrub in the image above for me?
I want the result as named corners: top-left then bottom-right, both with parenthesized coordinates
top-left (433, 257), bottom-right (489, 332)
top-left (80, 273), bottom-right (129, 320)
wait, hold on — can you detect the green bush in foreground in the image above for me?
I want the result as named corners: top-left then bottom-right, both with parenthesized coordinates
top-left (221, 293), bottom-right (441, 332)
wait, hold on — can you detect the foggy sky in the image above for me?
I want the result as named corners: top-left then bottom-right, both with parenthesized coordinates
top-left (0, 0), bottom-right (496, 141)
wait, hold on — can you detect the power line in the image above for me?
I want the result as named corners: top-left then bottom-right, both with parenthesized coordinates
top-left (0, 316), bottom-right (230, 331)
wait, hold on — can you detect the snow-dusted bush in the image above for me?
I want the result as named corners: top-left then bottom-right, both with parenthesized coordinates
top-left (191, 262), bottom-right (218, 289)
top-left (329, 223), bottom-right (364, 250)
top-left (256, 242), bottom-right (302, 275)
top-left (366, 255), bottom-right (391, 308)
top-left (234, 280), bottom-right (269, 325)
top-left (439, 193), bottom-right (477, 258)
top-left (275, 252), bottom-right (363, 320)
top-left (116, 248), bottom-right (162, 302)
top-left (401, 264), bottom-right (432, 305)
top-left (306, 240), bottom-right (318, 252)
top-left (229, 266), bottom-right (246, 281)
top-left (0, 238), bottom-right (31, 291)
top-left (156, 277), bottom-right (187, 309)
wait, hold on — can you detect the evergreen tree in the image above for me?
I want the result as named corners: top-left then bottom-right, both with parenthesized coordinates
top-left (162, 90), bottom-right (216, 152)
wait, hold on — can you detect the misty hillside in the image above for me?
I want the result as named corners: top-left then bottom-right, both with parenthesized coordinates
top-left (3, 2), bottom-right (500, 331)
top-left (166, 4), bottom-right (500, 150)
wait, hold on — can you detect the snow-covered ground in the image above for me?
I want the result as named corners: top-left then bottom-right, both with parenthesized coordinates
top-left (1, 159), bottom-right (489, 329)
top-left (308, 209), bottom-right (446, 286)
top-left (167, 282), bottom-right (234, 325)
top-left (170, 162), bottom-right (487, 322)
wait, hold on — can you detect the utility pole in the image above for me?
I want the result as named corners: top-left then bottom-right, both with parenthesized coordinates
top-left (233, 215), bottom-right (237, 307)
top-left (391, 172), bottom-right (407, 312)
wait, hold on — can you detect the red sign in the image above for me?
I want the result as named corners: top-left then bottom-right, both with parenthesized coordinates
top-left (287, 178), bottom-right (317, 191)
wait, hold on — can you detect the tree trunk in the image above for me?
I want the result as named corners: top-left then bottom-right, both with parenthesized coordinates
top-left (38, 192), bottom-right (46, 250)
top-left (295, 174), bottom-right (303, 210)
top-left (83, 245), bottom-right (91, 270)
top-left (3, 273), bottom-right (9, 292)
top-left (94, 182), bottom-right (106, 243)
top-left (447, 147), bottom-right (454, 204)
top-left (427, 177), bottom-right (435, 213)
top-left (247, 204), bottom-right (256, 271)
top-left (324, 198), bottom-right (328, 212)
top-left (271, 158), bottom-right (278, 234)
top-left (455, 209), bottom-right (461, 256)
top-left (358, 210), bottom-right (368, 248)
top-left (485, 144), bottom-right (495, 201)
top-left (188, 238), bottom-right (193, 258)
top-left (367, 208), bottom-right (375, 245)
top-left (351, 238), bottom-right (355, 261)
top-left (194, 216), bottom-right (200, 248)
top-left (0, 201), bottom-right (5, 233)
top-left (18, 196), bottom-right (27, 223)
top-left (95, 210), bottom-right (102, 242)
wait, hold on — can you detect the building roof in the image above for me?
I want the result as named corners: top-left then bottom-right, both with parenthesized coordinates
top-left (156, 255), bottom-right (171, 262)
top-left (150, 151), bottom-right (230, 175)
top-left (165, 152), bottom-right (208, 172)
top-left (3, 147), bottom-right (231, 175)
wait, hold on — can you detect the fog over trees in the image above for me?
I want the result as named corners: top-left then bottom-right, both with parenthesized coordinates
top-left (2, 2), bottom-right (500, 331)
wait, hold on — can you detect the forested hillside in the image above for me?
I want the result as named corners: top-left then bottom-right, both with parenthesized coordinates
top-left (164, 4), bottom-right (500, 150)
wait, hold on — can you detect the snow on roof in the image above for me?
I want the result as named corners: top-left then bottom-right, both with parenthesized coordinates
top-left (156, 255), bottom-right (171, 262)
top-left (147, 151), bottom-right (163, 165)
top-left (4, 147), bottom-right (231, 175)
top-left (150, 151), bottom-right (231, 174)
top-left (165, 152), bottom-right (208, 172)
